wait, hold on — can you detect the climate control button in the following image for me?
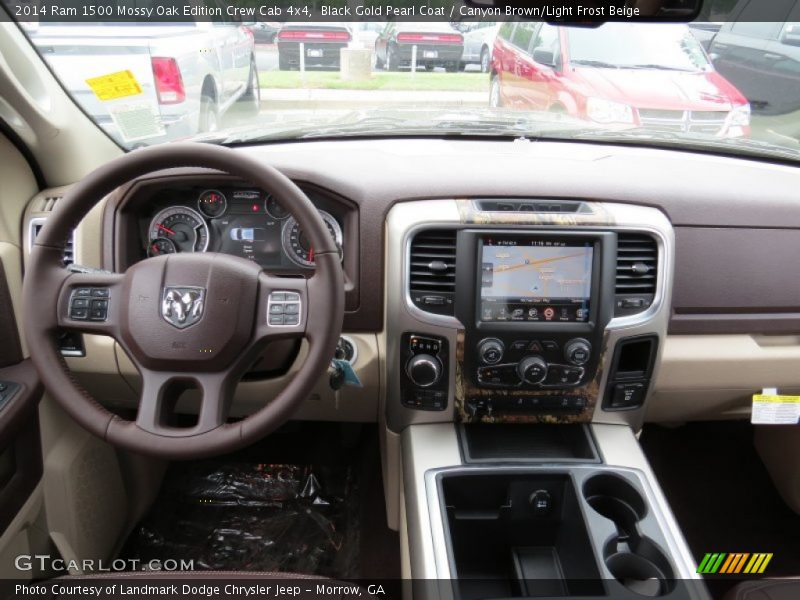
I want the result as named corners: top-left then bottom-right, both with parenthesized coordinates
top-left (565, 338), bottom-right (592, 366)
top-left (478, 338), bottom-right (505, 365)
top-left (517, 356), bottom-right (548, 385)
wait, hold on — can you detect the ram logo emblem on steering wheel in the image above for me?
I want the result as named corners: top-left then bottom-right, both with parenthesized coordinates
top-left (161, 286), bottom-right (205, 329)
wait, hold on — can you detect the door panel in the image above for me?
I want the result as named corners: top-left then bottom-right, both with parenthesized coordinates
top-left (0, 260), bottom-right (43, 534)
top-left (0, 133), bottom-right (45, 540)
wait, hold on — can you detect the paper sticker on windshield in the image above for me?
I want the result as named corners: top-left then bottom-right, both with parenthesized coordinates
top-left (752, 393), bottom-right (800, 425)
top-left (107, 103), bottom-right (165, 144)
top-left (86, 70), bottom-right (142, 102)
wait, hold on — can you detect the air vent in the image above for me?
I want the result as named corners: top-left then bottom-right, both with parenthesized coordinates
top-left (409, 229), bottom-right (456, 316)
top-left (30, 219), bottom-right (75, 266)
top-left (40, 196), bottom-right (62, 212)
top-left (615, 233), bottom-right (657, 316)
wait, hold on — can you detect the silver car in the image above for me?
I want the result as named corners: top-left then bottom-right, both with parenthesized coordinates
top-left (459, 22), bottom-right (500, 72)
top-left (28, 22), bottom-right (258, 146)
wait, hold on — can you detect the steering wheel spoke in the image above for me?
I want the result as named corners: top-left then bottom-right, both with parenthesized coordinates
top-left (56, 271), bottom-right (125, 338)
top-left (134, 367), bottom-right (234, 437)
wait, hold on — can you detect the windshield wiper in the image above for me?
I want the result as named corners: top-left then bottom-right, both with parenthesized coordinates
top-left (189, 108), bottom-right (601, 145)
top-left (297, 117), bottom-right (534, 139)
top-left (623, 63), bottom-right (696, 72)
top-left (570, 59), bottom-right (620, 69)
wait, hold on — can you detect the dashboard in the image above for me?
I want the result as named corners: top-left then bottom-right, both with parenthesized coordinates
top-left (136, 184), bottom-right (344, 271)
top-left (22, 137), bottom-right (800, 433)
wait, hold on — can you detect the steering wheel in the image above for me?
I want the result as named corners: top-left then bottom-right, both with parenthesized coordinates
top-left (22, 143), bottom-right (344, 459)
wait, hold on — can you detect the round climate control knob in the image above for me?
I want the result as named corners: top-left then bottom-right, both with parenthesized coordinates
top-left (518, 356), bottom-right (548, 385)
top-left (406, 354), bottom-right (442, 388)
top-left (478, 338), bottom-right (504, 365)
top-left (565, 339), bottom-right (592, 366)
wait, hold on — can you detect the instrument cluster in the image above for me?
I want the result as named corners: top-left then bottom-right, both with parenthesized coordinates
top-left (144, 187), bottom-right (344, 270)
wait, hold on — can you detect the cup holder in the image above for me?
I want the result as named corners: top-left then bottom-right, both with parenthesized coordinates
top-left (583, 474), bottom-right (646, 537)
top-left (583, 474), bottom-right (675, 597)
top-left (606, 552), bottom-right (668, 597)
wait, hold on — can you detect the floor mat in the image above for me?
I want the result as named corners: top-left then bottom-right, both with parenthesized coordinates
top-left (122, 462), bottom-right (359, 577)
top-left (121, 424), bottom-right (398, 579)
top-left (641, 422), bottom-right (800, 599)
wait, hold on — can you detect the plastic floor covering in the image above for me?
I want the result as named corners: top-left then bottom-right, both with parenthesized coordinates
top-left (121, 462), bottom-right (360, 577)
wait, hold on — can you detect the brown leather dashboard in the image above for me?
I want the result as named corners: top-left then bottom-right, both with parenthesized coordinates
top-left (97, 139), bottom-right (800, 335)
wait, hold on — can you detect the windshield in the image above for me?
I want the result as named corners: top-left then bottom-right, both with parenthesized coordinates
top-left (567, 24), bottom-right (712, 71)
top-left (12, 6), bottom-right (800, 163)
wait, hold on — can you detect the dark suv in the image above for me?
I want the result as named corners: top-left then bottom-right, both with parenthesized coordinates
top-left (709, 1), bottom-right (800, 117)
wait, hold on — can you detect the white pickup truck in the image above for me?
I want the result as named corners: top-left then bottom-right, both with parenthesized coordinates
top-left (27, 22), bottom-right (258, 147)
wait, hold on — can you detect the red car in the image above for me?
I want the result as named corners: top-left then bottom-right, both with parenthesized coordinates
top-left (490, 22), bottom-right (751, 138)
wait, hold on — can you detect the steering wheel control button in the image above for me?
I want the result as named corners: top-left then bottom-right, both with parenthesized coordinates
top-left (70, 308), bottom-right (88, 320)
top-left (267, 291), bottom-right (302, 327)
top-left (70, 287), bottom-right (110, 321)
top-left (90, 299), bottom-right (109, 321)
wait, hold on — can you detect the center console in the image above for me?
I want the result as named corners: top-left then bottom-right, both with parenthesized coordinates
top-left (401, 423), bottom-right (708, 600)
top-left (454, 231), bottom-right (615, 418)
top-left (386, 200), bottom-right (696, 599)
top-left (385, 198), bottom-right (672, 432)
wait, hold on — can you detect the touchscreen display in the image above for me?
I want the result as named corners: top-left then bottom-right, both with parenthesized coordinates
top-left (480, 239), bottom-right (593, 323)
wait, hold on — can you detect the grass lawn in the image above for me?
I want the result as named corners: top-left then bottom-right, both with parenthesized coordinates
top-left (259, 70), bottom-right (489, 92)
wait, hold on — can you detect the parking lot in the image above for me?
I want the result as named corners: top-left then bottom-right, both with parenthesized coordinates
top-left (253, 43), bottom-right (489, 110)
top-left (29, 21), bottom-right (795, 150)
top-left (248, 43), bottom-right (798, 150)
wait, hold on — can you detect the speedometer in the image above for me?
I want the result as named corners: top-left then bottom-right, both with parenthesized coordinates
top-left (148, 206), bottom-right (210, 254)
top-left (281, 211), bottom-right (343, 268)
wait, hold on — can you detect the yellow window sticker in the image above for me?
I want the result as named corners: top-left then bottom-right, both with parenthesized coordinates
top-left (86, 70), bottom-right (143, 102)
top-left (752, 392), bottom-right (800, 425)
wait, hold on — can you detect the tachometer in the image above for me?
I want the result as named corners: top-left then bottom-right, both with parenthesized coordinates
top-left (197, 189), bottom-right (227, 218)
top-left (148, 206), bottom-right (210, 253)
top-left (281, 211), bottom-right (342, 268)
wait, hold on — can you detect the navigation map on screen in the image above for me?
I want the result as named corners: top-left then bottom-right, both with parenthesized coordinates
top-left (480, 240), bottom-right (593, 323)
